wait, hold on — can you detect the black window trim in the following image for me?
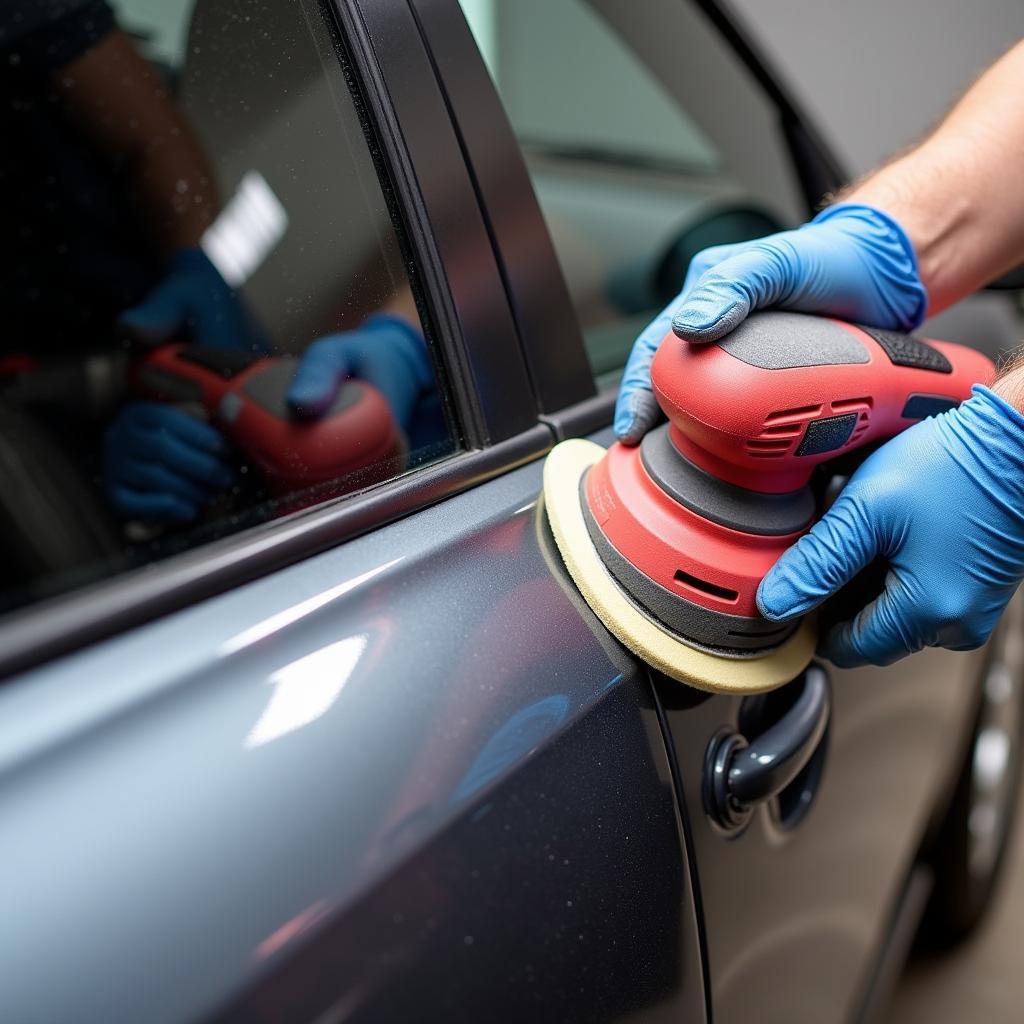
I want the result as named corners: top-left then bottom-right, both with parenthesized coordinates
top-left (422, 0), bottom-right (851, 426)
top-left (0, 0), bottom-right (550, 681)
top-left (339, 0), bottom-right (537, 447)
top-left (407, 0), bottom-right (597, 416)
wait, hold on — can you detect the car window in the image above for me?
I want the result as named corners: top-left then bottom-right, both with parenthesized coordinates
top-left (459, 0), bottom-right (804, 389)
top-left (0, 0), bottom-right (458, 615)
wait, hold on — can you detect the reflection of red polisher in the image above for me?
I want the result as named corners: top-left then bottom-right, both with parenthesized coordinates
top-left (543, 312), bottom-right (995, 693)
top-left (134, 344), bottom-right (402, 494)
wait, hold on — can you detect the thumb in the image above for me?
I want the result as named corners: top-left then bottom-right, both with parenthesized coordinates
top-left (613, 301), bottom-right (676, 445)
top-left (757, 491), bottom-right (879, 621)
top-left (287, 337), bottom-right (351, 419)
top-left (119, 278), bottom-right (189, 345)
top-left (678, 240), bottom-right (750, 296)
top-left (672, 239), bottom-right (797, 343)
top-left (819, 583), bottom-right (918, 668)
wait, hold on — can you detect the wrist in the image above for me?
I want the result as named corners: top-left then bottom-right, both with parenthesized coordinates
top-left (951, 385), bottom-right (1024, 483)
top-left (992, 363), bottom-right (1024, 414)
top-left (810, 202), bottom-right (928, 330)
top-left (364, 312), bottom-right (432, 389)
top-left (846, 141), bottom-right (982, 313)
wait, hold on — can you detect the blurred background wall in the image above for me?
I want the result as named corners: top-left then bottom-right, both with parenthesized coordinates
top-left (727, 0), bottom-right (1024, 176)
top-left (724, 0), bottom-right (1024, 355)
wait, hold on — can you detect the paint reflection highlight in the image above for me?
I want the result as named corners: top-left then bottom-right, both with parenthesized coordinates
top-left (246, 635), bottom-right (367, 748)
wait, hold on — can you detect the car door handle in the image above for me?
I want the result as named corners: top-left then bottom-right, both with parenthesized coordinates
top-left (704, 664), bottom-right (831, 830)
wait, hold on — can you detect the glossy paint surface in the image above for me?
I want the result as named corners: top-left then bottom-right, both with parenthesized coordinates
top-left (0, 444), bottom-right (705, 1024)
top-left (660, 644), bottom-right (981, 1024)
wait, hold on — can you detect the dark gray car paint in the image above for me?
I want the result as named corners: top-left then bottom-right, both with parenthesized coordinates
top-left (660, 641), bottom-right (980, 1022)
top-left (0, 437), bottom-right (706, 1023)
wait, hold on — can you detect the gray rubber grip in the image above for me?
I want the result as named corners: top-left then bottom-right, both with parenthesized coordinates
top-left (717, 312), bottom-right (869, 369)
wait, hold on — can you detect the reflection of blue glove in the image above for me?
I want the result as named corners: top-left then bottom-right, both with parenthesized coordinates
top-left (119, 247), bottom-right (266, 352)
top-left (103, 402), bottom-right (235, 523)
top-left (287, 313), bottom-right (434, 431)
top-left (614, 203), bottom-right (929, 443)
top-left (757, 387), bottom-right (1024, 668)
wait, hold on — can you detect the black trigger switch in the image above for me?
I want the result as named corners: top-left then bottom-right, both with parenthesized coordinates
top-left (859, 326), bottom-right (952, 374)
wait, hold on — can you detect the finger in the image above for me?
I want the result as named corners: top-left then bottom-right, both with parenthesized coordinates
top-left (679, 241), bottom-right (749, 296)
top-left (613, 243), bottom-right (755, 443)
top-left (672, 240), bottom-right (796, 343)
top-left (109, 485), bottom-right (199, 524)
top-left (287, 341), bottom-right (349, 419)
top-left (133, 403), bottom-right (228, 455)
top-left (138, 427), bottom-right (235, 491)
top-left (819, 583), bottom-right (919, 668)
top-left (613, 301), bottom-right (678, 444)
top-left (118, 280), bottom-right (189, 345)
top-left (757, 491), bottom-right (878, 621)
top-left (115, 459), bottom-right (212, 507)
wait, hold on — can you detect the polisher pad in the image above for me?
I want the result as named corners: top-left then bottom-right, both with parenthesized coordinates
top-left (543, 438), bottom-right (816, 694)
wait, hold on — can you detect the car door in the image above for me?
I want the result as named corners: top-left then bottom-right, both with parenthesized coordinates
top-left (433, 1), bottom-right (987, 1021)
top-left (0, 1), bottom-right (705, 1022)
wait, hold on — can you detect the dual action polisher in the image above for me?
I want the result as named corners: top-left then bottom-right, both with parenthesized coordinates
top-left (134, 343), bottom-right (402, 494)
top-left (544, 312), bottom-right (995, 693)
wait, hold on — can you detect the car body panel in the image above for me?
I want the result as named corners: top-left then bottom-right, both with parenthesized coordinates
top-left (660, 644), bottom-right (980, 1024)
top-left (0, 437), bottom-right (705, 1023)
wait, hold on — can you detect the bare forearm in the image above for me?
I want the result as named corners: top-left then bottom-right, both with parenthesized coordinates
top-left (845, 39), bottom-right (1024, 314)
top-left (59, 30), bottom-right (219, 254)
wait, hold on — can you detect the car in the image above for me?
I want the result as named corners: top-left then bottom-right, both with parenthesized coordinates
top-left (0, 1), bottom-right (1020, 1022)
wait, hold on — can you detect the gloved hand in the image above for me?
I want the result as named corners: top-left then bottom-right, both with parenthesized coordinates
top-left (756, 386), bottom-right (1024, 668)
top-left (287, 313), bottom-right (434, 431)
top-left (614, 203), bottom-right (929, 443)
top-left (103, 401), bottom-right (235, 523)
top-left (119, 247), bottom-right (266, 353)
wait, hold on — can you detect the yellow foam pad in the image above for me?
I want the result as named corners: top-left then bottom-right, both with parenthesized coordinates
top-left (543, 438), bottom-right (816, 694)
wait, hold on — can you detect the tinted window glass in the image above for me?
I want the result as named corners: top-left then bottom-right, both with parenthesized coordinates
top-left (459, 0), bottom-right (804, 388)
top-left (0, 0), bottom-right (457, 613)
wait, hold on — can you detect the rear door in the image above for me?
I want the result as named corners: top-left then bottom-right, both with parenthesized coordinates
top-left (439, 1), bottom-right (985, 1020)
top-left (0, 1), bottom-right (704, 1021)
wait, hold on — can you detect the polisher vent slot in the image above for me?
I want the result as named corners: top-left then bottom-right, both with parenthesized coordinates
top-left (763, 404), bottom-right (822, 425)
top-left (831, 396), bottom-right (873, 413)
top-left (746, 439), bottom-right (791, 451)
top-left (673, 569), bottom-right (739, 603)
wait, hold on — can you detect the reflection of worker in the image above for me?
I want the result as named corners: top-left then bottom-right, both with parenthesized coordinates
top-left (617, 40), bottom-right (1024, 668)
top-left (106, 305), bottom-right (438, 523)
top-left (2, 1), bottom-right (439, 524)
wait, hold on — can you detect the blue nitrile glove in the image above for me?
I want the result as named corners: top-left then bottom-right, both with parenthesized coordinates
top-left (119, 247), bottom-right (266, 353)
top-left (103, 402), bottom-right (235, 523)
top-left (287, 313), bottom-right (435, 433)
top-left (756, 386), bottom-right (1024, 668)
top-left (614, 203), bottom-right (929, 443)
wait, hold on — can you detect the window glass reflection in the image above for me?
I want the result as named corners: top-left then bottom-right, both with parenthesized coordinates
top-left (0, 0), bottom-right (456, 613)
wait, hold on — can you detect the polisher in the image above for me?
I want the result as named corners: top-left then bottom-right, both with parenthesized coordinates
top-left (133, 343), bottom-right (402, 493)
top-left (544, 312), bottom-right (995, 693)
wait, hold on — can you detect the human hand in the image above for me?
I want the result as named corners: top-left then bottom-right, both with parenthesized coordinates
top-left (103, 401), bottom-right (234, 523)
top-left (286, 313), bottom-right (433, 430)
top-left (756, 387), bottom-right (1024, 667)
top-left (119, 247), bottom-right (266, 353)
top-left (614, 203), bottom-right (928, 444)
